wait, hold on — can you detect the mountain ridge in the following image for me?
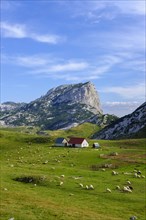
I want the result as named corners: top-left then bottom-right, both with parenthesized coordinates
top-left (92, 102), bottom-right (146, 139)
top-left (1, 82), bottom-right (116, 130)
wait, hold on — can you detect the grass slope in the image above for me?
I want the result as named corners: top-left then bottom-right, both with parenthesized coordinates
top-left (0, 129), bottom-right (146, 220)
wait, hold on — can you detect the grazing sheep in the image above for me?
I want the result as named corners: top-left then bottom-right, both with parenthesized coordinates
top-left (59, 181), bottom-right (63, 186)
top-left (112, 170), bottom-right (118, 175)
top-left (123, 186), bottom-right (132, 193)
top-left (127, 180), bottom-right (131, 185)
top-left (141, 175), bottom-right (145, 178)
top-left (61, 175), bottom-right (65, 178)
top-left (106, 188), bottom-right (112, 193)
top-left (69, 193), bottom-right (74, 196)
top-left (89, 184), bottom-right (94, 190)
top-left (116, 185), bottom-right (121, 190)
top-left (102, 168), bottom-right (105, 171)
top-left (129, 216), bottom-right (137, 220)
top-left (79, 183), bottom-right (84, 188)
top-left (137, 170), bottom-right (141, 175)
top-left (85, 185), bottom-right (89, 190)
top-left (4, 188), bottom-right (8, 191)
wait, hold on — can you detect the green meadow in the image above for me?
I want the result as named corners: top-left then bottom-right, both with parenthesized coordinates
top-left (0, 128), bottom-right (146, 220)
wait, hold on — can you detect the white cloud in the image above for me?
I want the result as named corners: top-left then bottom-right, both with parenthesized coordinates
top-left (66, 1), bottom-right (145, 24)
top-left (1, 54), bottom-right (52, 67)
top-left (102, 101), bottom-right (144, 117)
top-left (1, 21), bottom-right (64, 44)
top-left (49, 62), bottom-right (88, 72)
top-left (31, 33), bottom-right (63, 44)
top-left (101, 83), bottom-right (145, 100)
top-left (1, 22), bottom-right (26, 38)
top-left (113, 1), bottom-right (146, 15)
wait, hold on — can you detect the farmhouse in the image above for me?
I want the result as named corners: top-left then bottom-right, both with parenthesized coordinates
top-left (68, 137), bottom-right (89, 148)
top-left (55, 137), bottom-right (68, 147)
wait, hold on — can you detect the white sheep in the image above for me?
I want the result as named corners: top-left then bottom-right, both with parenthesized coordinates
top-left (89, 184), bottom-right (94, 190)
top-left (123, 186), bottom-right (132, 193)
top-left (59, 181), bottom-right (64, 186)
top-left (112, 170), bottom-right (118, 175)
top-left (69, 193), bottom-right (74, 196)
top-left (61, 175), bottom-right (65, 178)
top-left (141, 175), bottom-right (145, 178)
top-left (79, 183), bottom-right (84, 188)
top-left (85, 185), bottom-right (89, 190)
top-left (116, 185), bottom-right (121, 190)
top-left (127, 180), bottom-right (131, 185)
top-left (4, 188), bottom-right (8, 191)
top-left (106, 188), bottom-right (112, 193)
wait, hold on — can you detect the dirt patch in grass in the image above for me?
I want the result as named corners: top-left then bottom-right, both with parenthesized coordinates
top-left (91, 163), bottom-right (119, 171)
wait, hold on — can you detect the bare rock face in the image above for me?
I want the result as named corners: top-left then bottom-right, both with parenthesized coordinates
top-left (48, 81), bottom-right (103, 114)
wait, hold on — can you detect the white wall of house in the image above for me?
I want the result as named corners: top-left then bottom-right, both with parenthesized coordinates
top-left (75, 140), bottom-right (89, 148)
top-left (81, 140), bottom-right (89, 147)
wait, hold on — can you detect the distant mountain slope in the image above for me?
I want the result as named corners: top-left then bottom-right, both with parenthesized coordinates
top-left (1, 82), bottom-right (116, 130)
top-left (92, 102), bottom-right (146, 139)
top-left (0, 102), bottom-right (25, 112)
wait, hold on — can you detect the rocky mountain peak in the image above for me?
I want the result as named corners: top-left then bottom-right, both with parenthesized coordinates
top-left (44, 82), bottom-right (102, 115)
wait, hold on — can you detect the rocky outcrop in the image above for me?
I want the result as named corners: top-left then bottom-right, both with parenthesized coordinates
top-left (92, 102), bottom-right (146, 139)
top-left (0, 102), bottom-right (25, 112)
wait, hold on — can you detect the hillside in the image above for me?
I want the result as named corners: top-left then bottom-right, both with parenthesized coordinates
top-left (0, 82), bottom-right (117, 130)
top-left (92, 102), bottom-right (146, 139)
top-left (0, 129), bottom-right (145, 220)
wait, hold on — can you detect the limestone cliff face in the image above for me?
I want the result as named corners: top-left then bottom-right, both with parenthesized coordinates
top-left (46, 81), bottom-right (102, 114)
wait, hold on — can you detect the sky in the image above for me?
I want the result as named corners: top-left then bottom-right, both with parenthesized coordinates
top-left (1, 0), bottom-right (145, 116)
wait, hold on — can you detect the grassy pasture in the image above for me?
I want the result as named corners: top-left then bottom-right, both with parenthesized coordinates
top-left (0, 129), bottom-right (146, 220)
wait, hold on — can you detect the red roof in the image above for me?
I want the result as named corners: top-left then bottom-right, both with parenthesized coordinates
top-left (68, 137), bottom-right (86, 144)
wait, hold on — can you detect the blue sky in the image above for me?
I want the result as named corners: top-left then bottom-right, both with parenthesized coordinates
top-left (1, 0), bottom-right (145, 116)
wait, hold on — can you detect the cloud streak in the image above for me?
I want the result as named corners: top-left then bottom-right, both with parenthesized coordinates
top-left (70, 1), bottom-right (146, 22)
top-left (102, 101), bottom-right (144, 117)
top-left (2, 53), bottom-right (123, 81)
top-left (101, 83), bottom-right (145, 100)
top-left (1, 21), bottom-right (64, 44)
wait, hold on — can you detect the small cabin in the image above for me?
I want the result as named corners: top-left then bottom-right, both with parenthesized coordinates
top-left (68, 137), bottom-right (89, 148)
top-left (55, 138), bottom-right (68, 147)
top-left (93, 142), bottom-right (100, 148)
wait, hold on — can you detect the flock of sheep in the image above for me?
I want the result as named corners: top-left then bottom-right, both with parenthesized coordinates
top-left (4, 145), bottom-right (145, 220)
